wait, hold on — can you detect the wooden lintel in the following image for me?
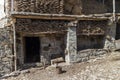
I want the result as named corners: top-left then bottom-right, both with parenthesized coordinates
top-left (11, 12), bottom-right (109, 21)
top-left (18, 31), bottom-right (67, 35)
top-left (77, 33), bottom-right (105, 36)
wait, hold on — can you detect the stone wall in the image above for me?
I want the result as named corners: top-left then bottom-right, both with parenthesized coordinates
top-left (13, 0), bottom-right (113, 15)
top-left (77, 20), bottom-right (107, 51)
top-left (16, 33), bottom-right (66, 66)
top-left (115, 0), bottom-right (120, 13)
top-left (66, 21), bottom-right (77, 63)
top-left (0, 0), bottom-right (14, 76)
top-left (104, 21), bottom-right (116, 50)
top-left (0, 27), bottom-right (13, 76)
top-left (15, 19), bottom-right (69, 33)
top-left (14, 0), bottom-right (64, 14)
top-left (16, 32), bottom-right (23, 67)
top-left (41, 34), bottom-right (66, 64)
top-left (15, 19), bottom-right (68, 66)
top-left (64, 0), bottom-right (82, 15)
top-left (64, 0), bottom-right (113, 15)
top-left (77, 20), bottom-right (107, 35)
top-left (77, 35), bottom-right (105, 51)
top-left (76, 49), bottom-right (108, 62)
top-left (81, 0), bottom-right (110, 14)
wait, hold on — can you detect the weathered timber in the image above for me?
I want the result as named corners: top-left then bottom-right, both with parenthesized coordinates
top-left (11, 12), bottom-right (110, 20)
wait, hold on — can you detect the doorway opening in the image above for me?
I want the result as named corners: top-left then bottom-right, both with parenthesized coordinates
top-left (24, 37), bottom-right (40, 63)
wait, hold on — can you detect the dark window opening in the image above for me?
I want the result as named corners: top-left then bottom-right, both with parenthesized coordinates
top-left (97, 0), bottom-right (104, 4)
top-left (24, 37), bottom-right (40, 63)
top-left (115, 0), bottom-right (120, 13)
top-left (116, 23), bottom-right (120, 40)
top-left (77, 35), bottom-right (105, 51)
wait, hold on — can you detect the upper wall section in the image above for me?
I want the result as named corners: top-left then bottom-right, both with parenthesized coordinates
top-left (64, 0), bottom-right (82, 15)
top-left (81, 0), bottom-right (112, 14)
top-left (0, 0), bottom-right (5, 19)
top-left (13, 0), bottom-right (64, 14)
top-left (9, 0), bottom-right (120, 15)
top-left (116, 0), bottom-right (120, 13)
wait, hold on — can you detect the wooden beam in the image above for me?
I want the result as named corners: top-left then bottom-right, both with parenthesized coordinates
top-left (11, 12), bottom-right (110, 20)
top-left (113, 0), bottom-right (116, 21)
top-left (13, 23), bottom-right (17, 71)
top-left (77, 33), bottom-right (105, 36)
top-left (18, 31), bottom-right (67, 35)
top-left (11, 0), bottom-right (14, 12)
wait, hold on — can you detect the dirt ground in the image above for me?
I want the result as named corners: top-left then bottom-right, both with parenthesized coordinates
top-left (1, 52), bottom-right (120, 80)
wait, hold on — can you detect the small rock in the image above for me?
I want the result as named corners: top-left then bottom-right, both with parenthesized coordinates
top-left (21, 70), bottom-right (30, 74)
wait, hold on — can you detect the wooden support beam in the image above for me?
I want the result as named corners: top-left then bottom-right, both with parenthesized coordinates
top-left (113, 0), bottom-right (116, 21)
top-left (11, 0), bottom-right (14, 12)
top-left (77, 33), bottom-right (105, 36)
top-left (13, 23), bottom-right (17, 71)
top-left (11, 12), bottom-right (110, 20)
top-left (19, 31), bottom-right (67, 35)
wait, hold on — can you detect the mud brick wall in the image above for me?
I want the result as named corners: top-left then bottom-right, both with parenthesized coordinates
top-left (14, 0), bottom-right (64, 14)
top-left (0, 27), bottom-right (13, 76)
top-left (15, 19), bottom-right (69, 33)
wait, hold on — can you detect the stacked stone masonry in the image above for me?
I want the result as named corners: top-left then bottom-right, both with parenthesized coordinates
top-left (0, 27), bottom-right (13, 76)
top-left (13, 0), bottom-right (120, 14)
top-left (15, 19), bottom-right (69, 33)
top-left (0, 0), bottom-right (120, 76)
top-left (14, 0), bottom-right (64, 14)
top-left (77, 20), bottom-right (107, 35)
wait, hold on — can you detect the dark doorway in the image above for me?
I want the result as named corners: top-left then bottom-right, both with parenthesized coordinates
top-left (24, 37), bottom-right (40, 63)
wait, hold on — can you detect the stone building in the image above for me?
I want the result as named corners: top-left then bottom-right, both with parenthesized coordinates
top-left (0, 0), bottom-right (120, 75)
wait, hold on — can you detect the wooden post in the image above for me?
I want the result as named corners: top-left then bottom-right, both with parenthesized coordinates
top-left (113, 0), bottom-right (116, 21)
top-left (13, 22), bottom-right (17, 71)
top-left (11, 0), bottom-right (14, 12)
